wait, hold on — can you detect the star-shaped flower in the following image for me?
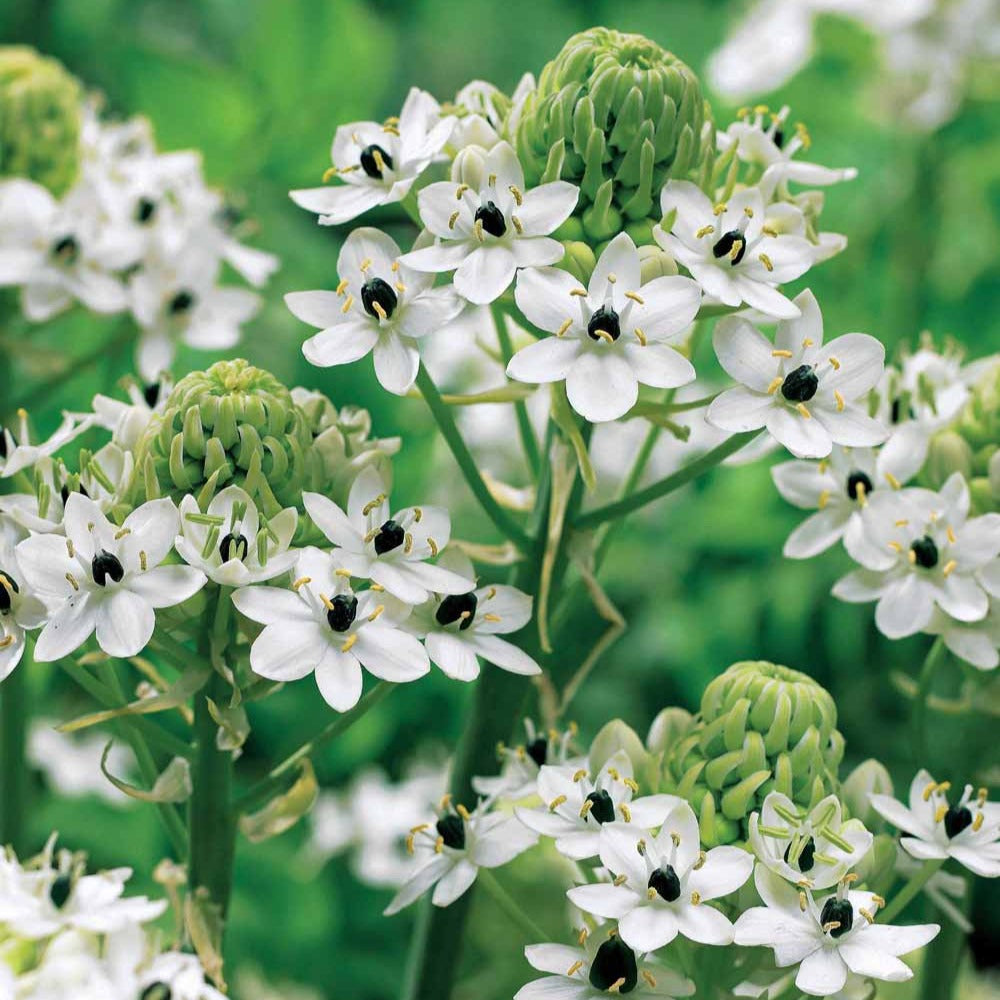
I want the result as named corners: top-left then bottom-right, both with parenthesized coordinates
top-left (506, 233), bottom-right (701, 422)
top-left (0, 408), bottom-right (92, 480)
top-left (286, 227), bottom-right (462, 394)
top-left (473, 719), bottom-right (582, 802)
top-left (0, 520), bottom-right (47, 682)
top-left (568, 809), bottom-right (753, 952)
top-left (290, 88), bottom-right (455, 225)
top-left (869, 769), bottom-right (1000, 877)
top-left (400, 141), bottom-right (579, 304)
top-left (707, 289), bottom-right (887, 458)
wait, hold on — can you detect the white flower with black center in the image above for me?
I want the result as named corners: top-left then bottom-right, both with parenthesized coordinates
top-left (568, 808), bottom-right (754, 952)
top-left (290, 88), bottom-right (455, 225)
top-left (655, 181), bottom-right (814, 319)
top-left (384, 798), bottom-right (537, 915)
top-left (772, 444), bottom-right (922, 559)
top-left (15, 494), bottom-right (207, 661)
top-left (232, 546), bottom-right (429, 712)
top-left (506, 233), bottom-right (701, 422)
top-left (88, 375), bottom-right (173, 452)
top-left (834, 473), bottom-right (1000, 638)
top-left (708, 290), bottom-right (887, 458)
top-left (106, 924), bottom-right (227, 1000)
top-left (515, 930), bottom-right (696, 1000)
top-left (176, 485), bottom-right (298, 587)
top-left (870, 769), bottom-right (1000, 877)
top-left (473, 719), bottom-right (582, 802)
top-left (0, 408), bottom-right (92, 480)
top-left (734, 866), bottom-right (939, 997)
top-left (303, 466), bottom-right (473, 605)
top-left (400, 141), bottom-right (579, 305)
top-left (515, 749), bottom-right (678, 860)
top-left (286, 227), bottom-right (463, 395)
top-left (0, 520), bottom-right (47, 682)
top-left (925, 596), bottom-right (1000, 671)
top-left (749, 792), bottom-right (873, 891)
top-left (405, 548), bottom-right (539, 681)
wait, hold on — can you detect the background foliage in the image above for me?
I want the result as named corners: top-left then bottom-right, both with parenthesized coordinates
top-left (0, 1), bottom-right (998, 997)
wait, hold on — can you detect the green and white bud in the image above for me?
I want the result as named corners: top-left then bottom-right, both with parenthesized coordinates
top-left (923, 430), bottom-right (973, 489)
top-left (0, 46), bottom-right (81, 195)
top-left (637, 243), bottom-right (678, 283)
top-left (557, 240), bottom-right (597, 284)
top-left (942, 358), bottom-right (1000, 513)
top-left (841, 758), bottom-right (893, 829)
top-left (663, 661), bottom-right (845, 846)
top-left (646, 706), bottom-right (693, 757)
top-left (450, 144), bottom-right (489, 188)
top-left (513, 27), bottom-right (714, 243)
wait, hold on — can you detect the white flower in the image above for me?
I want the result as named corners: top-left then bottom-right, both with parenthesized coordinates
top-left (107, 925), bottom-right (226, 1000)
top-left (232, 546), bottom-right (429, 712)
top-left (0, 179), bottom-right (127, 321)
top-left (286, 227), bottom-right (462, 395)
top-left (405, 548), bottom-right (538, 680)
top-left (707, 290), bottom-right (887, 458)
top-left (473, 719), bottom-right (582, 802)
top-left (0, 520), bottom-right (46, 682)
top-left (88, 375), bottom-right (173, 452)
top-left (833, 473), bottom-right (1000, 638)
top-left (15, 494), bottom-right (206, 661)
top-left (515, 749), bottom-right (678, 860)
top-left (655, 181), bottom-right (814, 319)
top-left (448, 79), bottom-right (509, 150)
top-left (870, 769), bottom-right (1000, 877)
top-left (27, 721), bottom-right (132, 806)
top-left (568, 809), bottom-right (753, 951)
top-left (400, 141), bottom-right (578, 304)
top-left (10, 930), bottom-right (117, 999)
top-left (925, 597), bottom-right (1000, 670)
top-left (0, 409), bottom-right (92, 480)
top-left (734, 866), bottom-right (938, 997)
top-left (506, 233), bottom-right (701, 422)
top-left (749, 792), bottom-right (873, 890)
top-left (176, 485), bottom-right (298, 587)
top-left (384, 799), bottom-right (537, 914)
top-left (303, 466), bottom-right (473, 604)
top-left (515, 933), bottom-right (696, 1000)
top-left (772, 443), bottom-right (921, 559)
top-left (290, 88), bottom-right (455, 225)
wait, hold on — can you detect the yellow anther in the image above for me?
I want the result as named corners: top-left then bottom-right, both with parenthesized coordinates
top-left (822, 921), bottom-right (842, 934)
top-left (404, 533), bottom-right (413, 555)
top-left (319, 593), bottom-right (334, 610)
top-left (579, 799), bottom-right (594, 818)
top-left (796, 122), bottom-right (812, 149)
top-left (637, 839), bottom-right (647, 856)
top-left (413, 507), bottom-right (423, 522)
top-left (65, 539), bottom-right (74, 558)
top-left (693, 851), bottom-right (707, 871)
top-left (395, 281), bottom-right (406, 293)
top-left (511, 215), bottom-right (523, 234)
top-left (0, 637), bottom-right (12, 649)
top-left (908, 549), bottom-right (917, 565)
top-left (335, 568), bottom-right (353, 578)
top-left (942, 560), bottom-right (957, 577)
top-left (488, 173), bottom-right (496, 187)
top-left (485, 586), bottom-right (497, 600)
top-left (895, 519), bottom-right (908, 527)
top-left (606, 273), bottom-right (617, 284)
top-left (570, 288), bottom-right (588, 297)
top-left (695, 224), bottom-right (715, 238)
top-left (641, 971), bottom-right (657, 989)
top-left (322, 166), bottom-right (338, 182)
top-left (381, 125), bottom-right (400, 136)
top-left (766, 376), bottom-right (783, 395)
top-left (509, 184), bottom-right (523, 206)
top-left (341, 634), bottom-right (358, 653)
top-left (796, 403), bottom-right (811, 419)
top-left (744, 206), bottom-right (754, 218)
top-left (624, 291), bottom-right (644, 305)
top-left (818, 490), bottom-right (831, 510)
top-left (368, 604), bottom-right (385, 622)
top-left (713, 202), bottom-right (728, 216)
top-left (291, 576), bottom-right (312, 590)
top-left (608, 977), bottom-right (627, 994)
top-left (578, 927), bottom-right (589, 946)
top-left (65, 572), bottom-right (79, 591)
top-left (828, 356), bottom-right (841, 371)
top-left (448, 211), bottom-right (460, 230)
top-left (670, 831), bottom-right (681, 847)
top-left (335, 278), bottom-right (349, 295)
top-left (730, 240), bottom-right (744, 261)
top-left (647, 887), bottom-right (658, 900)
top-left (860, 908), bottom-right (874, 924)
top-left (556, 319), bottom-right (573, 337)
top-left (871, 894), bottom-right (885, 908)
top-left (619, 804), bottom-right (632, 823)
top-left (455, 185), bottom-right (470, 200)
top-left (759, 253), bottom-right (774, 272)
top-left (613, 873), bottom-right (628, 886)
top-left (456, 803), bottom-right (471, 820)
top-left (623, 777), bottom-right (639, 792)
top-left (690, 890), bottom-right (701, 905)
top-left (358, 257), bottom-right (373, 272)
top-left (548, 795), bottom-right (567, 812)
top-left (341, 295), bottom-right (354, 314)
top-left (114, 527), bottom-right (131, 540)
top-left (973, 813), bottom-right (984, 832)
top-left (483, 613), bottom-right (501, 622)
top-left (634, 327), bottom-right (647, 346)
top-left (834, 390), bottom-right (845, 413)
top-left (606, 768), bottom-right (620, 780)
top-left (762, 225), bottom-right (779, 238)
top-left (428, 537), bottom-right (439, 557)
top-left (799, 890), bottom-right (808, 912)
top-left (572, 769), bottom-right (588, 783)
top-left (473, 219), bottom-right (485, 243)
top-left (937, 781), bottom-right (951, 793)
top-left (567, 961), bottom-right (584, 977)
top-left (591, 329), bottom-right (614, 344)
top-left (772, 349), bottom-right (793, 358)
top-left (802, 338), bottom-right (814, 348)
top-left (947, 526), bottom-right (956, 544)
top-left (978, 788), bottom-right (988, 805)
top-left (405, 834), bottom-right (416, 854)
top-left (885, 472), bottom-right (902, 489)
top-left (888, 541), bottom-right (903, 553)
top-left (372, 300), bottom-right (387, 320)
top-left (434, 836), bottom-right (444, 854)
top-left (934, 804), bottom-right (949, 823)
top-left (440, 793), bottom-right (453, 810)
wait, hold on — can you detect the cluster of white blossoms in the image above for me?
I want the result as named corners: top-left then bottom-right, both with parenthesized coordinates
top-left (0, 102), bottom-right (277, 378)
top-left (772, 345), bottom-right (1000, 667)
top-left (0, 837), bottom-right (222, 999)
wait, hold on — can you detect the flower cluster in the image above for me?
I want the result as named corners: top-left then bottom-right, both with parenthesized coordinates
top-left (0, 836), bottom-right (222, 999)
top-left (0, 49), bottom-right (277, 378)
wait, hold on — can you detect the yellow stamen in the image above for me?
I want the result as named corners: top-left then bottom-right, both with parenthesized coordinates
top-left (341, 634), bottom-right (358, 653)
top-left (566, 961), bottom-right (584, 977)
top-left (695, 224), bottom-right (715, 239)
top-left (455, 184), bottom-right (469, 200)
top-left (335, 568), bottom-right (353, 578)
top-left (363, 496), bottom-right (385, 516)
top-left (448, 211), bottom-right (460, 230)
top-left (608, 977), bottom-right (626, 994)
top-left (934, 804), bottom-right (948, 823)
top-left (796, 403), bottom-right (811, 419)
top-left (641, 971), bottom-right (657, 989)
top-left (885, 472), bottom-right (902, 489)
top-left (511, 215), bottom-right (523, 234)
top-left (341, 295), bottom-right (354, 314)
top-left (335, 278), bottom-right (349, 295)
top-left (759, 253), bottom-right (773, 272)
top-left (834, 390), bottom-right (845, 412)
top-left (818, 490), bottom-right (831, 510)
top-left (570, 288), bottom-right (588, 297)
top-left (772, 349), bottom-right (793, 358)
top-left (291, 576), bottom-right (311, 590)
top-left (65, 573), bottom-right (79, 591)
top-left (624, 291), bottom-right (644, 305)
top-left (973, 813), bottom-right (984, 832)
top-left (690, 891), bottom-right (701, 905)
top-left (427, 537), bottom-right (438, 557)
top-left (766, 376), bottom-right (783, 395)
top-left (572, 769), bottom-right (587, 783)
top-left (548, 795), bottom-right (567, 812)
top-left (947, 526), bottom-right (956, 544)
top-left (828, 356), bottom-right (841, 371)
top-left (368, 604), bottom-right (385, 622)
top-left (483, 613), bottom-right (501, 622)
top-left (372, 300), bottom-right (387, 320)
top-left (942, 560), bottom-right (957, 577)
top-left (508, 184), bottom-right (523, 206)
top-left (556, 319), bottom-right (573, 337)
top-left (322, 166), bottom-right (338, 182)
top-left (114, 527), bottom-right (131, 540)
top-left (634, 327), bottom-right (647, 346)
top-left (619, 804), bottom-right (632, 823)
top-left (613, 873), bottom-right (628, 886)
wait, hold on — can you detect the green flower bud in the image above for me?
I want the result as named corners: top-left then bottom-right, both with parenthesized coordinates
top-left (131, 359), bottom-right (319, 517)
top-left (556, 240), bottom-right (597, 284)
top-left (923, 430), bottom-right (973, 489)
top-left (951, 359), bottom-right (1000, 479)
top-left (0, 46), bottom-right (81, 195)
top-left (663, 661), bottom-right (845, 846)
top-left (841, 758), bottom-right (893, 829)
top-left (450, 145), bottom-right (489, 188)
top-left (638, 243), bottom-right (678, 282)
top-left (513, 27), bottom-right (713, 243)
top-left (646, 707), bottom-right (693, 757)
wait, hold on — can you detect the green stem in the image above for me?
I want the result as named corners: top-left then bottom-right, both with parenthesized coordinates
top-left (879, 859), bottom-right (945, 923)
top-left (920, 895), bottom-right (968, 1000)
top-left (574, 431), bottom-right (760, 530)
top-left (414, 364), bottom-right (532, 551)
top-left (0, 666), bottom-right (28, 852)
top-left (477, 869), bottom-right (549, 943)
top-left (912, 637), bottom-right (947, 766)
top-left (492, 303), bottom-right (540, 476)
top-left (235, 681), bottom-right (396, 814)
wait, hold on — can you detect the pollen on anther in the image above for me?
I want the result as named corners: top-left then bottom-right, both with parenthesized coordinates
top-left (634, 327), bottom-right (647, 346)
top-left (448, 211), bottom-right (460, 230)
top-left (772, 349), bottom-right (793, 358)
top-left (942, 560), bottom-right (957, 577)
top-left (556, 319), bottom-right (573, 337)
top-left (695, 224), bottom-right (715, 238)
top-left (335, 278), bottom-right (349, 295)
top-left (341, 295), bottom-right (354, 314)
top-left (796, 403), bottom-right (811, 419)
top-left (834, 390), bottom-right (845, 412)
top-left (572, 769), bottom-right (587, 782)
top-left (766, 376), bottom-right (783, 395)
top-left (885, 472), bottom-right (902, 489)
top-left (341, 634), bottom-right (358, 653)
top-left (828, 356), bottom-right (841, 370)
top-left (624, 291), bottom-right (644, 305)
top-left (947, 526), bottom-right (957, 544)
top-left (567, 961), bottom-right (584, 977)
top-left (759, 253), bottom-right (774, 272)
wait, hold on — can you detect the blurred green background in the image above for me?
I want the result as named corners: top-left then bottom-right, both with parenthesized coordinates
top-left (1, 0), bottom-right (998, 997)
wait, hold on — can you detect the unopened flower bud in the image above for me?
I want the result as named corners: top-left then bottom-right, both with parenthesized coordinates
top-left (923, 431), bottom-right (973, 489)
top-left (450, 145), bottom-right (489, 188)
top-left (557, 240), bottom-right (597, 284)
top-left (638, 243), bottom-right (678, 282)
top-left (589, 719), bottom-right (648, 778)
top-left (841, 758), bottom-right (893, 828)
top-left (646, 707), bottom-right (693, 757)
top-left (0, 46), bottom-right (81, 195)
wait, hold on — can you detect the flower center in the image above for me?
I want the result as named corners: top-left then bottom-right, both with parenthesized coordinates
top-left (647, 864), bottom-right (681, 902)
top-left (169, 290), bottom-right (196, 316)
top-left (910, 535), bottom-right (939, 569)
top-left (474, 200), bottom-right (507, 238)
top-left (526, 737), bottom-right (548, 767)
top-left (61, 482), bottom-right (89, 505)
top-left (0, 431), bottom-right (6, 459)
top-left (0, 570), bottom-right (20, 613)
top-left (819, 897), bottom-right (853, 938)
top-left (135, 197), bottom-right (157, 224)
top-left (326, 594), bottom-right (358, 633)
top-left (588, 936), bottom-right (638, 994)
top-left (846, 471), bottom-right (873, 501)
top-left (139, 984), bottom-right (172, 1000)
top-left (587, 305), bottom-right (621, 343)
top-left (943, 804), bottom-right (973, 839)
top-left (91, 549), bottom-right (125, 587)
top-left (49, 873), bottom-right (72, 909)
top-left (51, 235), bottom-right (79, 265)
top-left (360, 143), bottom-right (393, 179)
top-left (361, 277), bottom-right (399, 320)
top-left (584, 790), bottom-right (615, 824)
top-left (784, 836), bottom-right (816, 873)
top-left (780, 365), bottom-right (819, 403)
top-left (143, 382), bottom-right (163, 408)
top-left (435, 592), bottom-right (478, 630)
top-left (712, 230), bottom-right (747, 266)
top-left (436, 814), bottom-right (466, 850)
top-left (373, 519), bottom-right (405, 555)
top-left (219, 531), bottom-right (249, 562)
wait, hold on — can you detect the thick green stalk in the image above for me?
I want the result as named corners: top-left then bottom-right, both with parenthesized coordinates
top-left (880, 859), bottom-right (945, 923)
top-left (477, 869), bottom-right (549, 943)
top-left (492, 303), bottom-right (540, 475)
top-left (0, 666), bottom-right (28, 852)
top-left (912, 637), bottom-right (947, 765)
top-left (920, 894), bottom-right (969, 1000)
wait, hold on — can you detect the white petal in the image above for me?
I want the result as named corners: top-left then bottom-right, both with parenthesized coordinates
top-left (765, 406), bottom-right (832, 459)
top-left (813, 408), bottom-right (888, 449)
top-left (935, 573), bottom-right (988, 623)
top-left (511, 237), bottom-right (565, 269)
top-left (784, 509), bottom-right (849, 559)
top-left (507, 336), bottom-right (583, 384)
top-left (875, 576), bottom-right (935, 639)
top-left (355, 625), bottom-right (430, 682)
top-left (566, 883), bottom-right (636, 920)
top-left (524, 944), bottom-right (587, 975)
top-left (231, 586), bottom-right (313, 626)
top-left (127, 566), bottom-right (206, 609)
top-left (454, 246), bottom-right (517, 305)
top-left (95, 589), bottom-right (155, 657)
top-left (313, 647), bottom-right (364, 711)
top-left (619, 906), bottom-right (679, 951)
top-left (565, 351), bottom-right (638, 423)
top-left (250, 621), bottom-right (328, 681)
top-left (475, 585), bottom-right (532, 633)
top-left (819, 334), bottom-right (886, 400)
top-left (868, 795), bottom-right (924, 839)
top-left (706, 386), bottom-right (773, 433)
top-left (837, 942), bottom-right (914, 984)
top-left (284, 290), bottom-right (346, 329)
top-left (303, 492), bottom-right (361, 550)
top-left (467, 634), bottom-right (540, 675)
top-left (373, 334), bottom-right (420, 395)
top-left (302, 320), bottom-right (379, 368)
top-left (688, 846), bottom-right (754, 901)
top-left (713, 317), bottom-right (778, 392)
top-left (673, 902), bottom-right (735, 945)
top-left (432, 859), bottom-right (478, 907)
top-left (516, 182), bottom-right (579, 235)
top-left (426, 632), bottom-right (480, 681)
top-left (629, 275), bottom-right (702, 341)
top-left (590, 233), bottom-right (641, 298)
top-left (623, 343), bottom-right (695, 390)
top-left (515, 266), bottom-right (584, 334)
top-left (290, 184), bottom-right (386, 224)
top-left (33, 593), bottom-right (96, 662)
top-left (796, 948), bottom-right (847, 997)
top-left (384, 856), bottom-right (452, 915)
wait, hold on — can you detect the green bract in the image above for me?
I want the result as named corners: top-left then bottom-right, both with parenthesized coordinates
top-left (663, 661), bottom-right (845, 846)
top-left (0, 46), bottom-right (81, 195)
top-left (513, 27), bottom-right (713, 242)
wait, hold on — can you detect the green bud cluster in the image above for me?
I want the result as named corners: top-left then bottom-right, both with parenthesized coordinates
top-left (0, 46), bottom-right (81, 195)
top-left (662, 661), bottom-right (845, 846)
top-left (513, 27), bottom-right (713, 244)
top-left (949, 360), bottom-right (1000, 513)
